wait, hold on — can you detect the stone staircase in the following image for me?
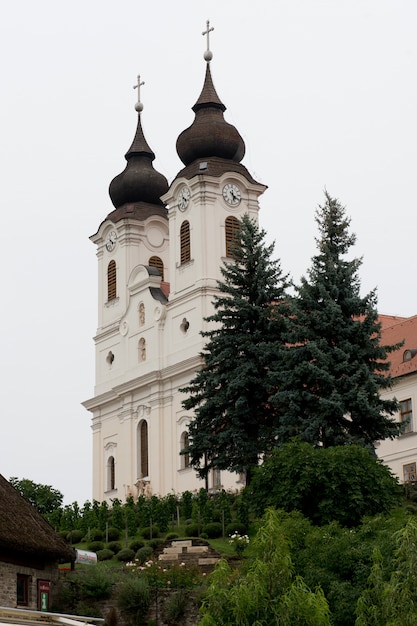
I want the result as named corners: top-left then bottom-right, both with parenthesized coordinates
top-left (158, 539), bottom-right (220, 572)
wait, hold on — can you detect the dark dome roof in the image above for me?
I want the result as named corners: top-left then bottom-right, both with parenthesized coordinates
top-left (176, 63), bottom-right (245, 166)
top-left (109, 114), bottom-right (168, 210)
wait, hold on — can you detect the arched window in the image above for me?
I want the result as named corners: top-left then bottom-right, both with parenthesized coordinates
top-left (149, 256), bottom-right (164, 281)
top-left (180, 431), bottom-right (190, 469)
top-left (107, 260), bottom-right (117, 300)
top-left (107, 456), bottom-right (115, 491)
top-left (138, 338), bottom-right (146, 361)
top-left (225, 216), bottom-right (240, 258)
top-left (139, 303), bottom-right (145, 326)
top-left (137, 421), bottom-right (149, 478)
top-left (180, 221), bottom-right (191, 264)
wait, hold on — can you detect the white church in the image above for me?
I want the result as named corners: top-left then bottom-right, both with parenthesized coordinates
top-left (83, 25), bottom-right (267, 503)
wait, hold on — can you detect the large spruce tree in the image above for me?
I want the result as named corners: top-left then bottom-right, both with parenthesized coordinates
top-left (273, 191), bottom-right (401, 448)
top-left (181, 214), bottom-right (290, 485)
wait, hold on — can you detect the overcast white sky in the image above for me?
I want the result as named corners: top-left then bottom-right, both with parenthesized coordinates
top-left (1, 0), bottom-right (416, 505)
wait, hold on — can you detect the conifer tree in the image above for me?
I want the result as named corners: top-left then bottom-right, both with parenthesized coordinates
top-left (181, 214), bottom-right (290, 485)
top-left (274, 191), bottom-right (401, 448)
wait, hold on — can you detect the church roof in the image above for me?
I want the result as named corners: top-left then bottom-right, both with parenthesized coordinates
top-left (108, 84), bottom-right (168, 221)
top-left (0, 474), bottom-right (75, 562)
top-left (176, 61), bottom-right (246, 168)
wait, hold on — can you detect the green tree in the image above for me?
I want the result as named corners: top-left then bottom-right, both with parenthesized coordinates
top-left (273, 192), bottom-right (401, 448)
top-left (9, 477), bottom-right (63, 515)
top-left (181, 214), bottom-right (290, 485)
top-left (356, 518), bottom-right (417, 625)
top-left (249, 442), bottom-right (400, 526)
top-left (199, 508), bottom-right (331, 625)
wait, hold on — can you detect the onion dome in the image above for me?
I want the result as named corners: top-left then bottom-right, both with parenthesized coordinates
top-left (176, 60), bottom-right (245, 166)
top-left (109, 77), bottom-right (168, 213)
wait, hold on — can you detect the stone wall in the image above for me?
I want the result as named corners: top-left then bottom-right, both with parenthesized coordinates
top-left (0, 561), bottom-right (58, 610)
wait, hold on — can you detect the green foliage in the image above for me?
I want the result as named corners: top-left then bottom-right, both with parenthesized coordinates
top-left (185, 524), bottom-right (199, 537)
top-left (135, 546), bottom-right (154, 564)
top-left (107, 541), bottom-right (122, 554)
top-left (273, 192), bottom-right (402, 448)
top-left (225, 521), bottom-right (247, 536)
top-left (181, 491), bottom-right (193, 519)
top-left (9, 477), bottom-right (64, 515)
top-left (165, 532), bottom-right (179, 541)
top-left (140, 525), bottom-right (159, 539)
top-left (73, 562), bottom-right (115, 599)
top-left (88, 528), bottom-right (104, 541)
top-left (203, 522), bottom-right (223, 538)
top-left (129, 538), bottom-right (145, 552)
top-left (181, 214), bottom-right (291, 484)
top-left (200, 508), bottom-right (331, 625)
top-left (164, 589), bottom-right (188, 622)
top-left (66, 529), bottom-right (84, 544)
top-left (88, 540), bottom-right (105, 552)
top-left (117, 576), bottom-right (150, 625)
top-left (250, 441), bottom-right (400, 526)
top-left (356, 518), bottom-right (417, 625)
top-left (106, 526), bottom-right (121, 541)
top-left (97, 548), bottom-right (114, 561)
top-left (115, 548), bottom-right (135, 562)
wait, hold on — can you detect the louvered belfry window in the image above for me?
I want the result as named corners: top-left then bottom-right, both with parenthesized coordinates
top-left (180, 221), bottom-right (191, 264)
top-left (225, 216), bottom-right (240, 258)
top-left (149, 255), bottom-right (164, 281)
top-left (107, 260), bottom-right (117, 301)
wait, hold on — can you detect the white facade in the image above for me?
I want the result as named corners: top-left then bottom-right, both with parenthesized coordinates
top-left (83, 58), bottom-right (267, 502)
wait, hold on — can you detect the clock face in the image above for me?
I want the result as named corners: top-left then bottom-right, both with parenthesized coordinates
top-left (222, 183), bottom-right (241, 206)
top-left (106, 230), bottom-right (117, 252)
top-left (178, 186), bottom-right (190, 211)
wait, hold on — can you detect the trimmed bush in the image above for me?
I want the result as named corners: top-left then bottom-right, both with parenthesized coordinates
top-left (185, 524), bottom-right (199, 537)
top-left (66, 529), bottom-right (84, 544)
top-left (97, 549), bottom-right (114, 562)
top-left (107, 541), bottom-right (122, 554)
top-left (115, 548), bottom-right (135, 562)
top-left (148, 538), bottom-right (164, 551)
top-left (135, 546), bottom-right (153, 564)
top-left (106, 527), bottom-right (121, 541)
top-left (225, 521), bottom-right (248, 537)
top-left (141, 526), bottom-right (159, 539)
top-left (129, 538), bottom-right (145, 552)
top-left (88, 541), bottom-right (105, 552)
top-left (203, 522), bottom-right (223, 538)
top-left (88, 528), bottom-right (104, 541)
top-left (165, 532), bottom-right (179, 542)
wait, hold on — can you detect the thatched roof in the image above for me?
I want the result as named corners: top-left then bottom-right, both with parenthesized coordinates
top-left (0, 474), bottom-right (75, 562)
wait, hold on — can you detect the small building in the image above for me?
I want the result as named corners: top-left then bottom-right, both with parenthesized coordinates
top-left (0, 474), bottom-right (75, 610)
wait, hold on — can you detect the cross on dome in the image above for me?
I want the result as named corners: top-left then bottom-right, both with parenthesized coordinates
top-left (133, 75), bottom-right (145, 113)
top-left (202, 19), bottom-right (214, 62)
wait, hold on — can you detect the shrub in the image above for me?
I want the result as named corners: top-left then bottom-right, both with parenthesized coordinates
top-left (185, 524), bottom-right (199, 537)
top-left (75, 563), bottom-right (115, 599)
top-left (107, 541), bottom-right (122, 554)
top-left (148, 538), bottom-right (164, 551)
top-left (141, 525), bottom-right (159, 539)
top-left (117, 577), bottom-right (150, 625)
top-left (164, 589), bottom-right (188, 622)
top-left (88, 541), bottom-right (105, 552)
top-left (107, 527), bottom-right (121, 541)
top-left (135, 546), bottom-right (154, 564)
top-left (225, 521), bottom-right (248, 537)
top-left (165, 532), bottom-right (179, 542)
top-left (97, 549), bottom-right (114, 562)
top-left (88, 528), bottom-right (104, 541)
top-left (250, 442), bottom-right (401, 527)
top-left (203, 522), bottom-right (223, 538)
top-left (66, 529), bottom-right (84, 544)
top-left (115, 548), bottom-right (135, 562)
top-left (200, 532), bottom-right (208, 540)
top-left (129, 538), bottom-right (145, 552)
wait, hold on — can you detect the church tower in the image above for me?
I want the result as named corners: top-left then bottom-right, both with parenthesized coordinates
top-left (84, 24), bottom-right (267, 502)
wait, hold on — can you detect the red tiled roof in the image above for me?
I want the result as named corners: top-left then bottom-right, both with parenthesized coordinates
top-left (381, 314), bottom-right (417, 378)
